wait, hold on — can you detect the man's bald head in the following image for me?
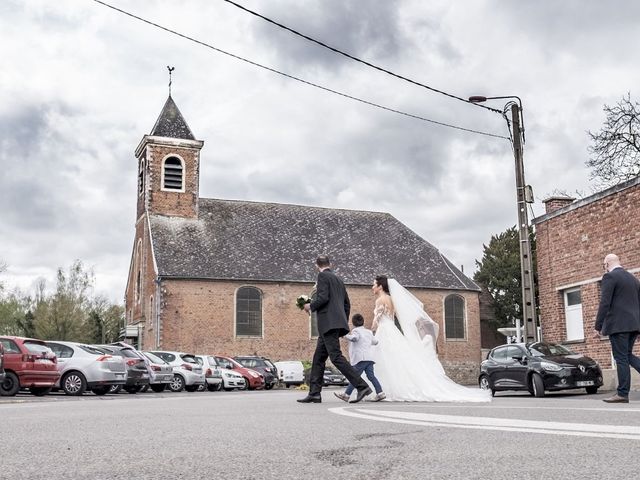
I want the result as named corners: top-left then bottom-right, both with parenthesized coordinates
top-left (604, 254), bottom-right (621, 272)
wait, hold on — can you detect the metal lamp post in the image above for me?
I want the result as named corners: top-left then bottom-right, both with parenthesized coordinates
top-left (469, 95), bottom-right (538, 343)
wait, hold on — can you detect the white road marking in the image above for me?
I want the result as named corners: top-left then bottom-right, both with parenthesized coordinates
top-left (329, 407), bottom-right (640, 440)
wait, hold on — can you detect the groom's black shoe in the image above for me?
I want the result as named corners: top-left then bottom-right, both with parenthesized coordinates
top-left (350, 386), bottom-right (372, 404)
top-left (297, 395), bottom-right (322, 403)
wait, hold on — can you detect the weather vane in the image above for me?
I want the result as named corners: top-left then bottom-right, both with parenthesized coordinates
top-left (167, 66), bottom-right (175, 96)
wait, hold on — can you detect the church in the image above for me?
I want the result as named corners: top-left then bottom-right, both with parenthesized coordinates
top-left (124, 95), bottom-right (484, 382)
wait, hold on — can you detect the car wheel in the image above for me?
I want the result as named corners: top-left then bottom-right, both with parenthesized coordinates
top-left (207, 384), bottom-right (219, 392)
top-left (241, 378), bottom-right (250, 390)
top-left (286, 384), bottom-right (291, 389)
top-left (29, 387), bottom-right (52, 396)
top-left (150, 384), bottom-right (166, 393)
top-left (139, 384), bottom-right (149, 393)
top-left (265, 384), bottom-right (274, 390)
top-left (531, 373), bottom-right (545, 398)
top-left (169, 374), bottom-right (185, 392)
top-left (91, 386), bottom-right (111, 396)
top-left (0, 372), bottom-right (21, 396)
top-left (585, 386), bottom-right (599, 394)
top-left (184, 385), bottom-right (199, 392)
top-left (62, 371), bottom-right (87, 396)
top-left (109, 385), bottom-right (122, 394)
top-left (478, 375), bottom-right (495, 397)
top-left (124, 386), bottom-right (141, 394)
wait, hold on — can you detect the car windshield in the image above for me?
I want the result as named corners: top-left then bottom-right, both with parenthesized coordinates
top-left (181, 354), bottom-right (199, 364)
top-left (143, 352), bottom-right (166, 364)
top-left (529, 343), bottom-right (574, 357)
top-left (24, 341), bottom-right (53, 355)
top-left (236, 358), bottom-right (267, 368)
top-left (79, 345), bottom-right (107, 356)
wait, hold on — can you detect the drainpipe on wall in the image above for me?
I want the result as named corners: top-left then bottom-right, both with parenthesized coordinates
top-left (154, 277), bottom-right (162, 349)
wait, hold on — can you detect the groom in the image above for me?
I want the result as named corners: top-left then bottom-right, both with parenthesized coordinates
top-left (299, 255), bottom-right (372, 404)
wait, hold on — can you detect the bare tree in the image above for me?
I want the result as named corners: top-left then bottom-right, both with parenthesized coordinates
top-left (587, 93), bottom-right (640, 188)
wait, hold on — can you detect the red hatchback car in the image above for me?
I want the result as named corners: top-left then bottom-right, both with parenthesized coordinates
top-left (0, 336), bottom-right (60, 396)
top-left (215, 355), bottom-right (265, 390)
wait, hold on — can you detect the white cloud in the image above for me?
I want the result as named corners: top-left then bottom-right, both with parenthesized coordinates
top-left (1, 0), bottom-right (638, 301)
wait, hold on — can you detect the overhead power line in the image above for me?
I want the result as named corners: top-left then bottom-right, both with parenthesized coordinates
top-left (92, 0), bottom-right (508, 140)
top-left (222, 0), bottom-right (504, 115)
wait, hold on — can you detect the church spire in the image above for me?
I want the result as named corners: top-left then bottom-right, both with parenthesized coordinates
top-left (149, 95), bottom-right (196, 140)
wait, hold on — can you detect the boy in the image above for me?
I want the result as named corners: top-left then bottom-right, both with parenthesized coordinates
top-left (334, 313), bottom-right (385, 402)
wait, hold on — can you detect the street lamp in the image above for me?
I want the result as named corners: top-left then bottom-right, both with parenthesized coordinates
top-left (469, 95), bottom-right (538, 343)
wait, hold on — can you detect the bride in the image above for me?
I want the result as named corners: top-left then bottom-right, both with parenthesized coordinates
top-left (370, 275), bottom-right (491, 402)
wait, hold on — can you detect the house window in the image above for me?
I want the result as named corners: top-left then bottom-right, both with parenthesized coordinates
top-left (162, 156), bottom-right (184, 191)
top-left (149, 296), bottom-right (154, 325)
top-left (564, 287), bottom-right (584, 341)
top-left (236, 287), bottom-right (262, 337)
top-left (444, 294), bottom-right (465, 340)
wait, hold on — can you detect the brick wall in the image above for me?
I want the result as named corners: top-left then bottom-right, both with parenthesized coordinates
top-left (535, 180), bottom-right (640, 367)
top-left (131, 278), bottom-right (481, 384)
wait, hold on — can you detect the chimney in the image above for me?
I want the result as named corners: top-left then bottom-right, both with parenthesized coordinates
top-left (542, 195), bottom-right (575, 214)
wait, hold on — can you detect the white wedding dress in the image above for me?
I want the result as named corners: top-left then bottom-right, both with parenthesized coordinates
top-left (370, 279), bottom-right (491, 402)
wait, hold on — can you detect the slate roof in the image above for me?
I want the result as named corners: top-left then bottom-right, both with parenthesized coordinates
top-left (149, 96), bottom-right (195, 140)
top-left (148, 198), bottom-right (479, 291)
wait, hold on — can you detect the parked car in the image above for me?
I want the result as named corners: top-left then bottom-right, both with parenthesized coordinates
top-left (274, 360), bottom-right (304, 388)
top-left (95, 343), bottom-right (149, 394)
top-left (233, 356), bottom-right (278, 389)
top-left (45, 341), bottom-right (127, 396)
top-left (0, 336), bottom-right (60, 396)
top-left (323, 367), bottom-right (348, 387)
top-left (141, 351), bottom-right (174, 393)
top-left (148, 351), bottom-right (205, 392)
top-left (195, 355), bottom-right (223, 392)
top-left (219, 367), bottom-right (246, 391)
top-left (0, 343), bottom-right (5, 384)
top-left (479, 342), bottom-right (603, 397)
top-left (215, 355), bottom-right (264, 390)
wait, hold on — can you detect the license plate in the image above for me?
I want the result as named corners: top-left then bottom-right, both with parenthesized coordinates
top-left (576, 380), bottom-right (594, 386)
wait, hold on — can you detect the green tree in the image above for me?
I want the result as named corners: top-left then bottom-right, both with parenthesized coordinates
top-left (587, 92), bottom-right (640, 188)
top-left (87, 296), bottom-right (124, 344)
top-left (474, 226), bottom-right (537, 329)
top-left (33, 260), bottom-right (94, 342)
top-left (0, 292), bottom-right (29, 336)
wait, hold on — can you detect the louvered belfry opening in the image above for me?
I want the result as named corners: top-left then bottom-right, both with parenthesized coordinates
top-left (163, 157), bottom-right (184, 190)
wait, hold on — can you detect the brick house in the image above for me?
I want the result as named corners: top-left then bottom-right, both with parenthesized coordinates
top-left (532, 177), bottom-right (640, 368)
top-left (124, 95), bottom-right (485, 382)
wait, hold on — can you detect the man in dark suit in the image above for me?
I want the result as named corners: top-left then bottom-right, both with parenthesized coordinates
top-left (298, 255), bottom-right (371, 404)
top-left (594, 253), bottom-right (640, 403)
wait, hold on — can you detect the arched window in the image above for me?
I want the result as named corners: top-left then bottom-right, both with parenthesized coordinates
top-left (236, 287), bottom-right (263, 337)
top-left (162, 156), bottom-right (184, 191)
top-left (149, 295), bottom-right (154, 325)
top-left (444, 294), bottom-right (466, 340)
top-left (138, 159), bottom-right (145, 195)
top-left (134, 239), bottom-right (142, 304)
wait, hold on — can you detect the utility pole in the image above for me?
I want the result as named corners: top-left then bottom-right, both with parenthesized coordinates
top-left (511, 103), bottom-right (537, 343)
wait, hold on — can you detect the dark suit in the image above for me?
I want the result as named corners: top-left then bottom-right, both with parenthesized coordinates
top-left (595, 266), bottom-right (640, 397)
top-left (308, 269), bottom-right (368, 396)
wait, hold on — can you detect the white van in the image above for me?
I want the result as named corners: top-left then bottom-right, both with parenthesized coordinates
top-left (274, 360), bottom-right (304, 388)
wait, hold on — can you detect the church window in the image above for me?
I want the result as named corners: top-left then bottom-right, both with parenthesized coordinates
top-left (138, 159), bottom-right (145, 195)
top-left (236, 287), bottom-right (263, 337)
top-left (444, 294), bottom-right (466, 340)
top-left (162, 156), bottom-right (184, 191)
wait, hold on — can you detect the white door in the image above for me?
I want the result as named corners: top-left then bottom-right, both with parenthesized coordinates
top-left (564, 288), bottom-right (584, 341)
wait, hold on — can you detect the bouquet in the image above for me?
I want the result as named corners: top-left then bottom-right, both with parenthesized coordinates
top-left (295, 295), bottom-right (311, 310)
top-left (296, 284), bottom-right (316, 311)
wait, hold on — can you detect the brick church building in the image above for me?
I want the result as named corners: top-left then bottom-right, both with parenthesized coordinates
top-left (124, 95), bottom-right (485, 382)
top-left (533, 177), bottom-right (640, 368)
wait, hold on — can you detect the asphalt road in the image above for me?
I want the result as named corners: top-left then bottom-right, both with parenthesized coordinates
top-left (1, 387), bottom-right (639, 479)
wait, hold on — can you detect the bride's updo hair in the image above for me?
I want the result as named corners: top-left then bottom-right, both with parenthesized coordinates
top-left (375, 275), bottom-right (390, 294)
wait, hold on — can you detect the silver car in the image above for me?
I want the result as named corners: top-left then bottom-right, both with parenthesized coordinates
top-left (142, 351), bottom-right (174, 393)
top-left (149, 351), bottom-right (205, 392)
top-left (45, 341), bottom-right (127, 396)
top-left (195, 355), bottom-right (223, 392)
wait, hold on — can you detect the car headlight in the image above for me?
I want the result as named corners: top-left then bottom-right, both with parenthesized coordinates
top-left (223, 372), bottom-right (233, 378)
top-left (541, 361), bottom-right (563, 372)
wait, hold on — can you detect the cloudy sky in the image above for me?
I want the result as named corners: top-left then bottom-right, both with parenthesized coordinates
top-left (1, 0), bottom-right (639, 302)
